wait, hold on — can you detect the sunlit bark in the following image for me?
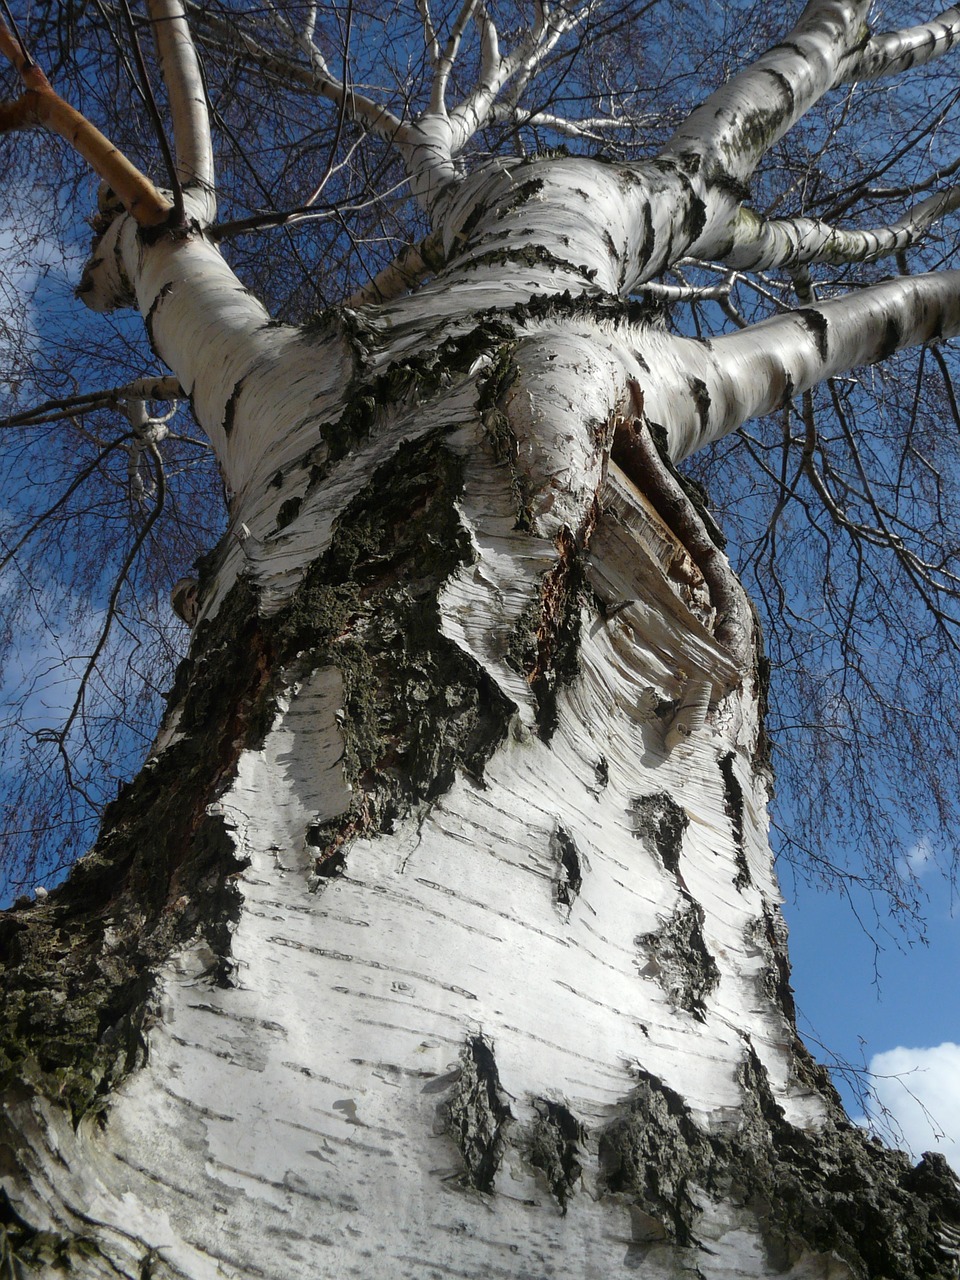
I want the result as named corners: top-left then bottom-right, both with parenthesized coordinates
top-left (3, 3), bottom-right (960, 1278)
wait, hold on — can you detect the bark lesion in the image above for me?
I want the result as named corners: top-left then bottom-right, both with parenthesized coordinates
top-left (636, 901), bottom-right (720, 1023)
top-left (444, 1036), bottom-right (513, 1193)
top-left (505, 527), bottom-right (587, 741)
top-left (527, 1099), bottom-right (586, 1213)
top-left (612, 400), bottom-right (751, 670)
top-left (599, 1053), bottom-right (960, 1278)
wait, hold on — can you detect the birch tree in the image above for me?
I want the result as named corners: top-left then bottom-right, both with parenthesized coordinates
top-left (3, 2), bottom-right (960, 1276)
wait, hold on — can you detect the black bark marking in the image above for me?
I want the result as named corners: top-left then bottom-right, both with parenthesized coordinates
top-left (599, 1053), bottom-right (960, 1278)
top-left (275, 495), bottom-right (302, 531)
top-left (637, 900), bottom-right (719, 1021)
top-left (796, 307), bottom-right (830, 360)
top-left (687, 376), bottom-right (712, 437)
top-left (594, 755), bottom-right (609, 790)
top-left (144, 281), bottom-right (174, 355)
top-left (528, 1099), bottom-right (586, 1212)
top-left (445, 1035), bottom-right (513, 1192)
top-left (718, 752), bottom-right (750, 890)
top-left (553, 825), bottom-right (582, 907)
top-left (764, 68), bottom-right (796, 115)
top-left (221, 374), bottom-right (247, 439)
top-left (638, 203), bottom-right (655, 272)
top-left (631, 792), bottom-right (688, 882)
top-left (879, 314), bottom-right (904, 361)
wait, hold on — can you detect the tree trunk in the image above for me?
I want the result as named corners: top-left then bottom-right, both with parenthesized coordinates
top-left (2, 159), bottom-right (960, 1280)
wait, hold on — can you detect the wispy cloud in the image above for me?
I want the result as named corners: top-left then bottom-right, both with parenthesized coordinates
top-left (867, 1042), bottom-right (960, 1172)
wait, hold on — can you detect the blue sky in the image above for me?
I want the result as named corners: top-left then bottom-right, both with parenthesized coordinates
top-left (784, 856), bottom-right (960, 1170)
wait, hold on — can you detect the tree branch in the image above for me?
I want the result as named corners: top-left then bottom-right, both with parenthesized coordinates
top-left (185, 3), bottom-right (409, 147)
top-left (0, 19), bottom-right (171, 227)
top-left (662, 1), bottom-right (870, 190)
top-left (836, 8), bottom-right (960, 83)
top-left (1, 377), bottom-right (183, 431)
top-left (721, 187), bottom-right (960, 271)
top-left (636, 269), bottom-right (960, 460)
top-left (147, 0), bottom-right (215, 214)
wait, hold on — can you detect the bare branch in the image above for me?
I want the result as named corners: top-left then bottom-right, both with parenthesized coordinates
top-left (638, 269), bottom-right (960, 459)
top-left (837, 8), bottom-right (960, 84)
top-left (722, 186), bottom-right (960, 272)
top-left (663, 1), bottom-right (870, 191)
top-left (1, 377), bottom-right (183, 431)
top-left (185, 3), bottom-right (409, 148)
top-left (147, 0), bottom-right (215, 209)
top-left (431, 0), bottom-right (481, 116)
top-left (0, 18), bottom-right (171, 226)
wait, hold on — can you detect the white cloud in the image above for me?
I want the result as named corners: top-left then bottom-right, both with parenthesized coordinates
top-left (867, 1043), bottom-right (960, 1172)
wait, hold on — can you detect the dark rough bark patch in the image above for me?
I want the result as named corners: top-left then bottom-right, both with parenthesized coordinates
top-left (0, 577), bottom-right (270, 1121)
top-left (600, 1053), bottom-right (960, 1277)
top-left (749, 906), bottom-right (796, 1023)
top-left (636, 899), bottom-right (719, 1020)
top-left (0, 1189), bottom-right (115, 1277)
top-left (718, 752), bottom-right (750, 890)
top-left (687, 375), bottom-right (712, 438)
top-left (506, 528), bottom-right (586, 741)
top-left (796, 307), bottom-right (830, 360)
top-left (306, 826), bottom-right (347, 883)
top-left (528, 1099), bottom-right (586, 1212)
top-left (631, 792), bottom-right (688, 881)
top-left (276, 430), bottom-right (515, 856)
top-left (599, 1069), bottom-right (712, 1245)
top-left (477, 342), bottom-right (535, 531)
top-left (444, 1036), bottom-right (513, 1193)
top-left (307, 318), bottom-right (516, 489)
top-left (552, 825), bottom-right (582, 907)
top-left (0, 431), bottom-right (515, 1119)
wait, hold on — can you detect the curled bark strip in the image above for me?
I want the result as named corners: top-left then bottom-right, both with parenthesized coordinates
top-left (612, 391), bottom-right (751, 670)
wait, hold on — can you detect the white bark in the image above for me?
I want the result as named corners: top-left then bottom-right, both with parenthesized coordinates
top-left (837, 7), bottom-right (960, 83)
top-left (4, 442), bottom-right (817, 1278)
top-left (148, 0), bottom-right (215, 214)
top-left (634, 269), bottom-right (960, 460)
top-left (7, 5), bottom-right (960, 1276)
top-left (721, 187), bottom-right (960, 271)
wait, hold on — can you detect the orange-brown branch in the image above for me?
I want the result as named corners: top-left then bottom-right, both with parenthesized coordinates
top-left (0, 19), bottom-right (172, 228)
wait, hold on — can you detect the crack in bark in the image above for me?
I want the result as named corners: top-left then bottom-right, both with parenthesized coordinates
top-left (552, 825), bottom-right (582, 908)
top-left (718, 751), bottom-right (751, 890)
